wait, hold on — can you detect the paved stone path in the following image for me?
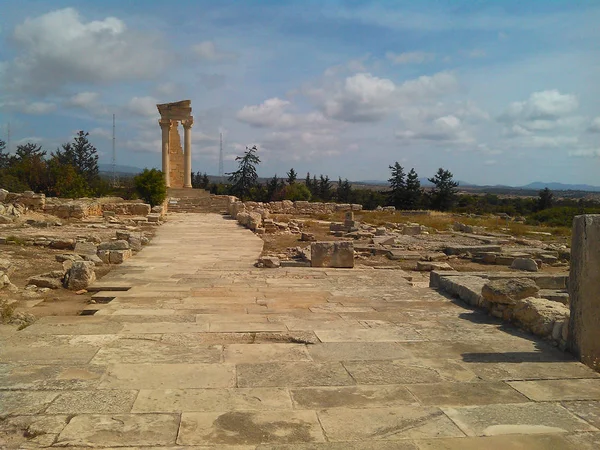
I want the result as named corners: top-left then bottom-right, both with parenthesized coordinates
top-left (1, 213), bottom-right (600, 449)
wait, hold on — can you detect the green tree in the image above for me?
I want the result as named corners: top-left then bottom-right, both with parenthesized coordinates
top-left (11, 143), bottom-right (48, 192)
top-left (54, 131), bottom-right (99, 185)
top-left (266, 174), bottom-right (284, 201)
top-left (404, 168), bottom-right (422, 209)
top-left (227, 145), bottom-right (260, 200)
top-left (388, 162), bottom-right (406, 208)
top-left (47, 157), bottom-right (90, 198)
top-left (134, 168), bottom-right (167, 206)
top-left (428, 167), bottom-right (459, 211)
top-left (537, 187), bottom-right (554, 211)
top-left (0, 139), bottom-right (10, 170)
top-left (280, 182), bottom-right (312, 201)
top-left (319, 175), bottom-right (333, 201)
top-left (286, 168), bottom-right (297, 185)
top-left (304, 172), bottom-right (311, 190)
top-left (336, 177), bottom-right (352, 203)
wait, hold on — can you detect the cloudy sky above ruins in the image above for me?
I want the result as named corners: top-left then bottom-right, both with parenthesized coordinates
top-left (0, 1), bottom-right (599, 186)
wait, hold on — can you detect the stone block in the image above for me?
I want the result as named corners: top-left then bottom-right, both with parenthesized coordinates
top-left (98, 240), bottom-right (130, 251)
top-left (402, 225), bottom-right (422, 235)
top-left (49, 238), bottom-right (75, 250)
top-left (513, 297), bottom-right (570, 337)
top-left (116, 231), bottom-right (131, 240)
top-left (259, 257), bottom-right (281, 268)
top-left (97, 250), bottom-right (111, 264)
top-left (311, 241), bottom-right (354, 268)
top-left (109, 249), bottom-right (132, 264)
top-left (482, 278), bottom-right (540, 304)
top-left (65, 261), bottom-right (96, 291)
top-left (569, 215), bottom-right (600, 371)
top-left (416, 261), bottom-right (454, 272)
top-left (27, 276), bottom-right (62, 290)
top-left (74, 242), bottom-right (97, 256)
top-left (511, 257), bottom-right (539, 272)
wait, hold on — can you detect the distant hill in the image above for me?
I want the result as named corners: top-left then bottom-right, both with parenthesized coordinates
top-left (520, 182), bottom-right (600, 192)
top-left (99, 164), bottom-right (143, 174)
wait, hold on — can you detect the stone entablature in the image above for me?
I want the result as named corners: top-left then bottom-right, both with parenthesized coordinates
top-left (157, 100), bottom-right (193, 189)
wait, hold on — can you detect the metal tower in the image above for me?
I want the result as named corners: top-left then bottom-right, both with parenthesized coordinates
top-left (219, 132), bottom-right (224, 182)
top-left (112, 114), bottom-right (117, 187)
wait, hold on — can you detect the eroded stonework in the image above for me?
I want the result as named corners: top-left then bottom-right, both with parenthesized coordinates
top-left (157, 100), bottom-right (193, 189)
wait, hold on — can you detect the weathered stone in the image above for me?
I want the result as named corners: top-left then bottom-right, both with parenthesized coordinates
top-left (444, 244), bottom-right (502, 256)
top-left (98, 239), bottom-right (130, 250)
top-left (97, 250), bottom-right (111, 264)
top-left (402, 225), bottom-right (422, 235)
top-left (416, 261), bottom-right (454, 272)
top-left (48, 238), bottom-right (75, 250)
top-left (74, 241), bottom-right (97, 256)
top-left (65, 261), bottom-right (96, 290)
top-left (147, 213), bottom-right (161, 223)
top-left (300, 232), bottom-right (316, 242)
top-left (116, 230), bottom-right (131, 240)
top-left (0, 188), bottom-right (8, 202)
top-left (54, 254), bottom-right (83, 263)
top-left (511, 257), bottom-right (539, 272)
top-left (82, 254), bottom-right (104, 265)
top-left (481, 278), bottom-right (540, 305)
top-left (569, 215), bottom-right (600, 371)
top-left (110, 249), bottom-right (132, 264)
top-left (513, 297), bottom-right (570, 337)
top-left (128, 236), bottom-right (142, 251)
top-left (311, 241), bottom-right (354, 268)
top-left (260, 257), bottom-right (281, 268)
top-left (27, 276), bottom-right (62, 289)
top-left (387, 250), bottom-right (421, 260)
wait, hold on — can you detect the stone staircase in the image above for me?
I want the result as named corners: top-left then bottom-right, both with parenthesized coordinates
top-left (167, 188), bottom-right (231, 214)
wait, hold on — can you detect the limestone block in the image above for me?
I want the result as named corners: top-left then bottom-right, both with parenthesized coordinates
top-left (116, 231), bottom-right (131, 240)
top-left (28, 276), bottom-right (62, 290)
top-left (259, 257), bottom-right (281, 268)
top-left (569, 214), bottom-right (600, 370)
top-left (0, 188), bottom-right (7, 202)
top-left (311, 241), bottom-right (354, 268)
top-left (402, 225), bottom-right (422, 236)
top-left (300, 232), bottom-right (316, 242)
top-left (97, 250), bottom-right (111, 264)
top-left (81, 254), bottom-right (104, 265)
top-left (482, 278), bottom-right (540, 304)
top-left (351, 204), bottom-right (363, 211)
top-left (0, 215), bottom-right (13, 224)
top-left (98, 240), bottom-right (130, 251)
top-left (66, 261), bottom-right (96, 290)
top-left (147, 213), bottom-right (161, 223)
top-left (513, 297), bottom-right (570, 337)
top-left (416, 261), bottom-right (454, 272)
top-left (74, 242), bottom-right (98, 256)
top-left (128, 236), bottom-right (142, 252)
top-left (511, 258), bottom-right (539, 272)
top-left (49, 238), bottom-right (75, 250)
top-left (110, 249), bottom-right (132, 264)
top-left (55, 254), bottom-right (83, 263)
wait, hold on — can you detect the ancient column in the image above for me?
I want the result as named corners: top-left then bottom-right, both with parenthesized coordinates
top-left (182, 117), bottom-right (193, 188)
top-left (159, 119), bottom-right (172, 187)
top-left (569, 214), bottom-right (600, 371)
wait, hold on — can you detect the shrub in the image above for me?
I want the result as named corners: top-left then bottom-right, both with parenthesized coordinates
top-left (134, 168), bottom-right (167, 207)
top-left (280, 183), bottom-right (312, 201)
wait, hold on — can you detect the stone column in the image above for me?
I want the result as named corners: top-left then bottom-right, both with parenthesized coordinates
top-left (569, 214), bottom-right (600, 371)
top-left (159, 119), bottom-right (172, 187)
top-left (182, 117), bottom-right (194, 188)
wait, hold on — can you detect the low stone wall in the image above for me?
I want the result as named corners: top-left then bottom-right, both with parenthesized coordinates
top-left (228, 198), bottom-right (363, 220)
top-left (432, 271), bottom-right (570, 349)
top-left (44, 198), bottom-right (102, 219)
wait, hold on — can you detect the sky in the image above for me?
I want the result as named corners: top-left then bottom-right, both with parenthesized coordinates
top-left (0, 0), bottom-right (599, 186)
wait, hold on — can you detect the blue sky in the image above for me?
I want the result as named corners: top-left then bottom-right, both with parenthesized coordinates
top-left (1, 0), bottom-right (599, 185)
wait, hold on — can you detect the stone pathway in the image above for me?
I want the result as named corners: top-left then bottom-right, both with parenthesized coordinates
top-left (1, 213), bottom-right (600, 449)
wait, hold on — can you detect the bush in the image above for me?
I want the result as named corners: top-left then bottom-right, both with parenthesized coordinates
top-left (279, 183), bottom-right (312, 201)
top-left (528, 206), bottom-right (600, 228)
top-left (134, 168), bottom-right (167, 206)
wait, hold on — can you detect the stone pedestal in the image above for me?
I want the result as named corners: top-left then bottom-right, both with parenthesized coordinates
top-left (569, 214), bottom-right (600, 371)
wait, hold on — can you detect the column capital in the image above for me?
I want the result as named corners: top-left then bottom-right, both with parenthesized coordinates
top-left (181, 117), bottom-right (194, 129)
top-left (158, 118), bottom-right (173, 129)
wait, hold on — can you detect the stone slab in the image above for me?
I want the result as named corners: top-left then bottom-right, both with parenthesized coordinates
top-left (223, 343), bottom-right (311, 363)
top-left (45, 389), bottom-right (138, 413)
top-left (291, 385), bottom-right (417, 409)
top-left (562, 401), bottom-right (600, 428)
top-left (343, 360), bottom-right (442, 385)
top-left (308, 342), bottom-right (411, 361)
top-left (236, 362), bottom-right (355, 387)
top-left (98, 363), bottom-right (235, 389)
top-left (55, 413), bottom-right (179, 447)
top-left (0, 391), bottom-right (58, 414)
top-left (133, 387), bottom-right (292, 412)
top-left (443, 402), bottom-right (598, 436)
top-left (178, 410), bottom-right (325, 445)
top-left (318, 406), bottom-right (464, 441)
top-left (415, 434), bottom-right (579, 449)
top-left (91, 339), bottom-right (222, 364)
top-left (314, 328), bottom-right (422, 343)
top-left (406, 382), bottom-right (530, 406)
top-left (258, 442), bottom-right (418, 450)
top-left (508, 379), bottom-right (600, 401)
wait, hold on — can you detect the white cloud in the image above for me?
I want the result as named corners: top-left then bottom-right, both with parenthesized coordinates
top-left (396, 114), bottom-right (474, 144)
top-left (67, 92), bottom-right (99, 108)
top-left (500, 90), bottom-right (578, 127)
top-left (306, 71), bottom-right (458, 123)
top-left (568, 149), bottom-right (600, 158)
top-left (484, 160), bottom-right (497, 165)
top-left (127, 96), bottom-right (159, 117)
top-left (2, 8), bottom-right (170, 93)
top-left (236, 97), bottom-right (330, 129)
top-left (0, 100), bottom-right (56, 114)
top-left (386, 51), bottom-right (435, 64)
top-left (468, 49), bottom-right (487, 58)
top-left (192, 41), bottom-right (238, 62)
top-left (588, 117), bottom-right (600, 133)
top-left (89, 127), bottom-right (112, 140)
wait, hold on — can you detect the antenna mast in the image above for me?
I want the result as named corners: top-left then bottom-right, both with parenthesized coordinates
top-left (219, 132), bottom-right (224, 182)
top-left (112, 114), bottom-right (117, 187)
top-left (6, 121), bottom-right (11, 154)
